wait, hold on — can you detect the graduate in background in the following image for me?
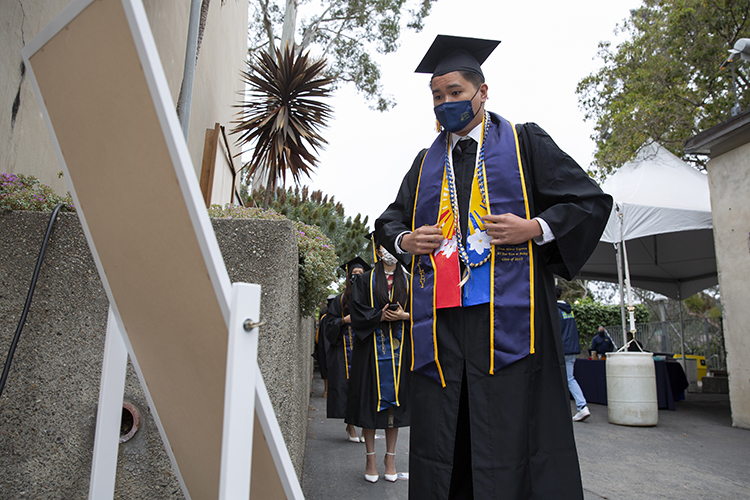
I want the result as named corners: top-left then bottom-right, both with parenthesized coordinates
top-left (312, 296), bottom-right (334, 397)
top-left (323, 257), bottom-right (370, 443)
top-left (375, 35), bottom-right (612, 499)
top-left (347, 237), bottom-right (411, 483)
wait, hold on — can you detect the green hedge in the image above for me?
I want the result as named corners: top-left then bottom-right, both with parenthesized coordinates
top-left (570, 301), bottom-right (650, 352)
top-left (208, 204), bottom-right (337, 317)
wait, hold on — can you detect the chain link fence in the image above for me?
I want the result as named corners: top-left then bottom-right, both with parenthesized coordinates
top-left (605, 317), bottom-right (726, 370)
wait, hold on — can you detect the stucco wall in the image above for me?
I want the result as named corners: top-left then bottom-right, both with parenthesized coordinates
top-left (705, 142), bottom-right (750, 429)
top-left (0, 211), bottom-right (312, 498)
top-left (1, 0), bottom-right (248, 191)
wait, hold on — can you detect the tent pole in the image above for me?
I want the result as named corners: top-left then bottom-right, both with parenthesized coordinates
top-left (678, 290), bottom-right (686, 372)
top-left (616, 204), bottom-right (629, 346)
top-left (616, 242), bottom-right (627, 345)
top-left (621, 237), bottom-right (637, 340)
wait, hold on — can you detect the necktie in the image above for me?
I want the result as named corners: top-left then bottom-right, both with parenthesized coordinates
top-left (451, 137), bottom-right (477, 254)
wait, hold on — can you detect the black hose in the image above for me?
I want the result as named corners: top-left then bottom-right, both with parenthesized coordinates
top-left (0, 203), bottom-right (66, 399)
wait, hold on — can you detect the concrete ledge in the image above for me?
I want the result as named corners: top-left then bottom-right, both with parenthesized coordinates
top-left (702, 376), bottom-right (730, 394)
top-left (0, 210), bottom-right (312, 498)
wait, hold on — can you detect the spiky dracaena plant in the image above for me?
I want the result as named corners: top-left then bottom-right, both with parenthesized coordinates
top-left (233, 45), bottom-right (334, 208)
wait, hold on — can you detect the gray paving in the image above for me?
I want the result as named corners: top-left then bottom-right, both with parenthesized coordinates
top-left (302, 370), bottom-right (750, 499)
top-left (303, 371), bottom-right (410, 499)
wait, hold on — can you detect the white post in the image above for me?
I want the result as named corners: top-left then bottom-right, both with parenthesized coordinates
top-left (219, 282), bottom-right (262, 499)
top-left (622, 238), bottom-right (637, 339)
top-left (616, 205), bottom-right (630, 347)
top-left (89, 307), bottom-right (128, 500)
top-left (616, 241), bottom-right (627, 345)
top-left (254, 367), bottom-right (306, 499)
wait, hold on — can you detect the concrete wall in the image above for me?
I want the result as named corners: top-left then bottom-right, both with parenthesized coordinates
top-left (705, 143), bottom-right (750, 429)
top-left (1, 0), bottom-right (248, 191)
top-left (0, 211), bottom-right (313, 498)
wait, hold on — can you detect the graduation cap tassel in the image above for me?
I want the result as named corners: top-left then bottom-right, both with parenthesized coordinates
top-left (436, 119), bottom-right (441, 132)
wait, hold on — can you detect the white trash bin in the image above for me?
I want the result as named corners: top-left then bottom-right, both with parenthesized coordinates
top-left (606, 352), bottom-right (658, 426)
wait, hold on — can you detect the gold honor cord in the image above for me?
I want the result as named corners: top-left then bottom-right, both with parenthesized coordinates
top-left (369, 272), bottom-right (383, 409)
top-left (443, 113), bottom-right (492, 288)
top-left (389, 322), bottom-right (400, 407)
top-left (341, 299), bottom-right (352, 380)
top-left (344, 326), bottom-right (351, 380)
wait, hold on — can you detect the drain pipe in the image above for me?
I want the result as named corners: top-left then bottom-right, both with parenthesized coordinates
top-left (177, 0), bottom-right (202, 139)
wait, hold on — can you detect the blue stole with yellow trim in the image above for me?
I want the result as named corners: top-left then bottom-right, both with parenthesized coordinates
top-left (368, 272), bottom-right (406, 411)
top-left (410, 113), bottom-right (534, 386)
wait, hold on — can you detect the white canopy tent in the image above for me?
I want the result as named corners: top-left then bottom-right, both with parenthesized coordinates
top-left (577, 141), bottom-right (717, 348)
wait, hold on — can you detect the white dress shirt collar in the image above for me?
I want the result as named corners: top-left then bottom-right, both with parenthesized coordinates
top-left (449, 112), bottom-right (487, 152)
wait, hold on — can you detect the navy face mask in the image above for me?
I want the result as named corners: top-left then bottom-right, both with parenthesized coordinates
top-left (434, 85), bottom-right (481, 133)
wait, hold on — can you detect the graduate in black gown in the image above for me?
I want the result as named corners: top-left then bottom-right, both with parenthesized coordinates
top-left (323, 257), bottom-right (370, 443)
top-left (375, 35), bottom-right (612, 499)
top-left (312, 297), bottom-right (333, 397)
top-left (347, 240), bottom-right (411, 483)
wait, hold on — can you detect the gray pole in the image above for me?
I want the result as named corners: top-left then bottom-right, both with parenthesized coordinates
top-left (678, 290), bottom-right (686, 372)
top-left (616, 242), bottom-right (627, 343)
top-left (178, 0), bottom-right (202, 140)
top-left (616, 205), bottom-right (628, 346)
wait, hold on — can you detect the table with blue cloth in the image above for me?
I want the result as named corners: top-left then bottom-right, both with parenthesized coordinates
top-left (573, 359), bottom-right (689, 411)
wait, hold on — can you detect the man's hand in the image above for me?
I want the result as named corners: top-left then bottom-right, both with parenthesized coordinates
top-left (482, 213), bottom-right (541, 246)
top-left (400, 224), bottom-right (443, 255)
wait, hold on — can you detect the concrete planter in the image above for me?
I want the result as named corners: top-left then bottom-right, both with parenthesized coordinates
top-left (0, 210), bottom-right (312, 499)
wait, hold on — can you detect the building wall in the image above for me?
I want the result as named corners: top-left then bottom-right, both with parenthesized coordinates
top-left (706, 142), bottom-right (750, 429)
top-left (1, 0), bottom-right (248, 191)
top-left (0, 211), bottom-right (311, 498)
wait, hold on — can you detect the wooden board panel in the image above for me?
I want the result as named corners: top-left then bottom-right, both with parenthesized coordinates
top-left (24, 0), bottom-right (232, 498)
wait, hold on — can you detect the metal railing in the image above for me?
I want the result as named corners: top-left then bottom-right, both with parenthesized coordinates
top-left (605, 317), bottom-right (726, 370)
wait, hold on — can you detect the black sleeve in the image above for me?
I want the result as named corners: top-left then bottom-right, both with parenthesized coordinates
top-left (516, 123), bottom-right (613, 279)
top-left (350, 273), bottom-right (384, 342)
top-left (323, 295), bottom-right (344, 345)
top-left (374, 149), bottom-right (428, 267)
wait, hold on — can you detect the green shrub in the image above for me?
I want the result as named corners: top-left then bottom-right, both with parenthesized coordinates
top-left (1, 173), bottom-right (74, 212)
top-left (208, 204), bottom-right (338, 317)
top-left (571, 300), bottom-right (650, 352)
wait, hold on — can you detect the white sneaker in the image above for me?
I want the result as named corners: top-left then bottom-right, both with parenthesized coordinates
top-left (573, 406), bottom-right (590, 422)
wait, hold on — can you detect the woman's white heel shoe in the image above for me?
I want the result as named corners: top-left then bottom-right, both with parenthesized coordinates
top-left (364, 452), bottom-right (379, 483)
top-left (347, 424), bottom-right (360, 443)
top-left (384, 451), bottom-right (398, 482)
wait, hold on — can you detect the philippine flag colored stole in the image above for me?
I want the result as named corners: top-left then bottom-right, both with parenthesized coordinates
top-left (368, 272), bottom-right (407, 411)
top-left (410, 112), bottom-right (534, 386)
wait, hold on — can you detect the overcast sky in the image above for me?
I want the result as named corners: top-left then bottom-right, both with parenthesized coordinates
top-left (292, 0), bottom-right (642, 229)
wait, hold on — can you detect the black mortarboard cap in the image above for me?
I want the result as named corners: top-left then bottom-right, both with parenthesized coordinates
top-left (339, 256), bottom-right (371, 274)
top-left (415, 35), bottom-right (500, 79)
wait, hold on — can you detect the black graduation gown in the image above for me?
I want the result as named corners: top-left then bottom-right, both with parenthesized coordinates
top-left (375, 119), bottom-right (612, 500)
top-left (322, 294), bottom-right (353, 419)
top-left (345, 270), bottom-right (411, 430)
top-left (312, 312), bottom-right (330, 380)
